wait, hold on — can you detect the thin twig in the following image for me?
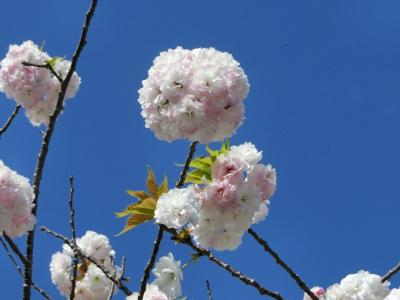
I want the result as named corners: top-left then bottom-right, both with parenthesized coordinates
top-left (0, 105), bottom-right (20, 138)
top-left (0, 237), bottom-right (53, 300)
top-left (68, 177), bottom-right (78, 300)
top-left (3, 232), bottom-right (27, 265)
top-left (247, 228), bottom-right (317, 300)
top-left (206, 280), bottom-right (212, 300)
top-left (23, 1), bottom-right (99, 299)
top-left (137, 141), bottom-right (198, 300)
top-left (382, 261), bottom-right (400, 283)
top-left (163, 225), bottom-right (283, 300)
top-left (107, 256), bottom-right (127, 300)
top-left (40, 226), bottom-right (132, 296)
top-left (21, 62), bottom-right (63, 83)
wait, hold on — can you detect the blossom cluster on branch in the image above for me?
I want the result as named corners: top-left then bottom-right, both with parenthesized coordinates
top-left (139, 47), bottom-right (249, 143)
top-left (154, 142), bottom-right (276, 251)
top-left (0, 40), bottom-right (80, 126)
top-left (50, 231), bottom-right (119, 300)
top-left (304, 271), bottom-right (400, 300)
top-left (0, 160), bottom-right (35, 237)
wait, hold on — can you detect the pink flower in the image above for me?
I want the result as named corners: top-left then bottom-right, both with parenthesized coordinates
top-left (211, 155), bottom-right (244, 185)
top-left (247, 164), bottom-right (276, 201)
top-left (204, 180), bottom-right (239, 212)
top-left (303, 286), bottom-right (325, 300)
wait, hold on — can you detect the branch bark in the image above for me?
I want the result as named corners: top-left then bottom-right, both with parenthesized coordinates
top-left (23, 1), bottom-right (99, 299)
top-left (68, 177), bottom-right (78, 300)
top-left (382, 261), bottom-right (400, 283)
top-left (137, 141), bottom-right (198, 300)
top-left (0, 237), bottom-right (52, 300)
top-left (163, 225), bottom-right (283, 300)
top-left (248, 228), bottom-right (317, 300)
top-left (0, 105), bottom-right (20, 138)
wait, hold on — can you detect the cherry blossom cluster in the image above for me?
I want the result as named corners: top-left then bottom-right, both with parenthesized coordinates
top-left (0, 40), bottom-right (81, 126)
top-left (138, 47), bottom-right (249, 144)
top-left (155, 142), bottom-right (276, 251)
top-left (50, 231), bottom-right (119, 300)
top-left (304, 271), bottom-right (400, 300)
top-left (0, 160), bottom-right (35, 238)
top-left (127, 253), bottom-right (183, 300)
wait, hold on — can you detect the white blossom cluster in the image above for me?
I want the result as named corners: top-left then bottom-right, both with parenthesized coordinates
top-left (127, 253), bottom-right (183, 300)
top-left (0, 160), bottom-right (35, 238)
top-left (139, 47), bottom-right (249, 144)
top-left (0, 40), bottom-right (81, 126)
top-left (304, 271), bottom-right (400, 300)
top-left (50, 231), bottom-right (119, 300)
top-left (154, 142), bottom-right (276, 251)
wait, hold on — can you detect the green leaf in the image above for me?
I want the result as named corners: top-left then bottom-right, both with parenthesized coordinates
top-left (127, 190), bottom-right (150, 201)
top-left (184, 173), bottom-right (204, 184)
top-left (146, 167), bottom-right (158, 197)
top-left (158, 176), bottom-right (168, 197)
top-left (116, 214), bottom-right (153, 235)
top-left (115, 198), bottom-right (156, 218)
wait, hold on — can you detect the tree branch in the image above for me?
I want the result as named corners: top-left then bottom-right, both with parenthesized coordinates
top-left (107, 256), bottom-right (127, 300)
top-left (0, 237), bottom-right (53, 300)
top-left (23, 1), bottom-right (99, 299)
top-left (382, 261), bottom-right (400, 283)
top-left (21, 62), bottom-right (63, 83)
top-left (137, 141), bottom-right (198, 300)
top-left (247, 228), bottom-right (317, 300)
top-left (3, 232), bottom-right (27, 265)
top-left (0, 105), bottom-right (20, 138)
top-left (206, 280), bottom-right (212, 300)
top-left (40, 226), bottom-right (132, 296)
top-left (68, 177), bottom-right (78, 300)
top-left (163, 225), bottom-right (283, 300)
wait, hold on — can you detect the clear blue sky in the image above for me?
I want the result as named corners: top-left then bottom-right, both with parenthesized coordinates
top-left (1, 1), bottom-right (400, 299)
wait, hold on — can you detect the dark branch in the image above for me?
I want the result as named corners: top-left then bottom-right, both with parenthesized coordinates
top-left (107, 256), bottom-right (127, 300)
top-left (21, 62), bottom-right (63, 83)
top-left (0, 237), bottom-right (53, 300)
top-left (382, 261), bottom-right (400, 283)
top-left (247, 228), bottom-right (316, 300)
top-left (3, 232), bottom-right (27, 265)
top-left (68, 177), bottom-right (78, 300)
top-left (137, 141), bottom-right (198, 300)
top-left (163, 225), bottom-right (283, 300)
top-left (206, 280), bottom-right (212, 300)
top-left (40, 226), bottom-right (132, 296)
top-left (23, 1), bottom-right (99, 299)
top-left (0, 105), bottom-right (20, 138)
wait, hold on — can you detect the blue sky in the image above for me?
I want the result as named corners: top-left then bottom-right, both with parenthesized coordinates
top-left (1, 1), bottom-right (400, 299)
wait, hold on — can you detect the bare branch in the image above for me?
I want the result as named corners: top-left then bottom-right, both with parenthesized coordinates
top-left (21, 62), bottom-right (63, 83)
top-left (3, 232), bottom-right (27, 265)
top-left (382, 261), bottom-right (400, 283)
top-left (138, 141), bottom-right (198, 300)
top-left (163, 225), bottom-right (283, 300)
top-left (0, 105), bottom-right (20, 138)
top-left (247, 228), bottom-right (317, 300)
top-left (68, 177), bottom-right (78, 300)
top-left (23, 1), bottom-right (99, 299)
top-left (40, 226), bottom-right (132, 296)
top-left (107, 256), bottom-right (127, 300)
top-left (0, 237), bottom-right (53, 300)
top-left (206, 280), bottom-right (212, 300)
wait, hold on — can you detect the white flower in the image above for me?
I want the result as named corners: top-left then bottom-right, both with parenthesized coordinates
top-left (253, 201), bottom-right (269, 224)
top-left (50, 231), bottom-right (118, 299)
top-left (325, 271), bottom-right (390, 300)
top-left (126, 284), bottom-right (168, 300)
top-left (152, 253), bottom-right (183, 299)
top-left (0, 160), bottom-right (35, 237)
top-left (155, 187), bottom-right (200, 229)
top-left (139, 47), bottom-right (249, 143)
top-left (386, 288), bottom-right (400, 300)
top-left (228, 142), bottom-right (262, 169)
top-left (0, 40), bottom-right (80, 126)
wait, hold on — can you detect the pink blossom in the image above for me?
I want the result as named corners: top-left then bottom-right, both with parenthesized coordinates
top-left (247, 164), bottom-right (276, 201)
top-left (203, 179), bottom-right (239, 212)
